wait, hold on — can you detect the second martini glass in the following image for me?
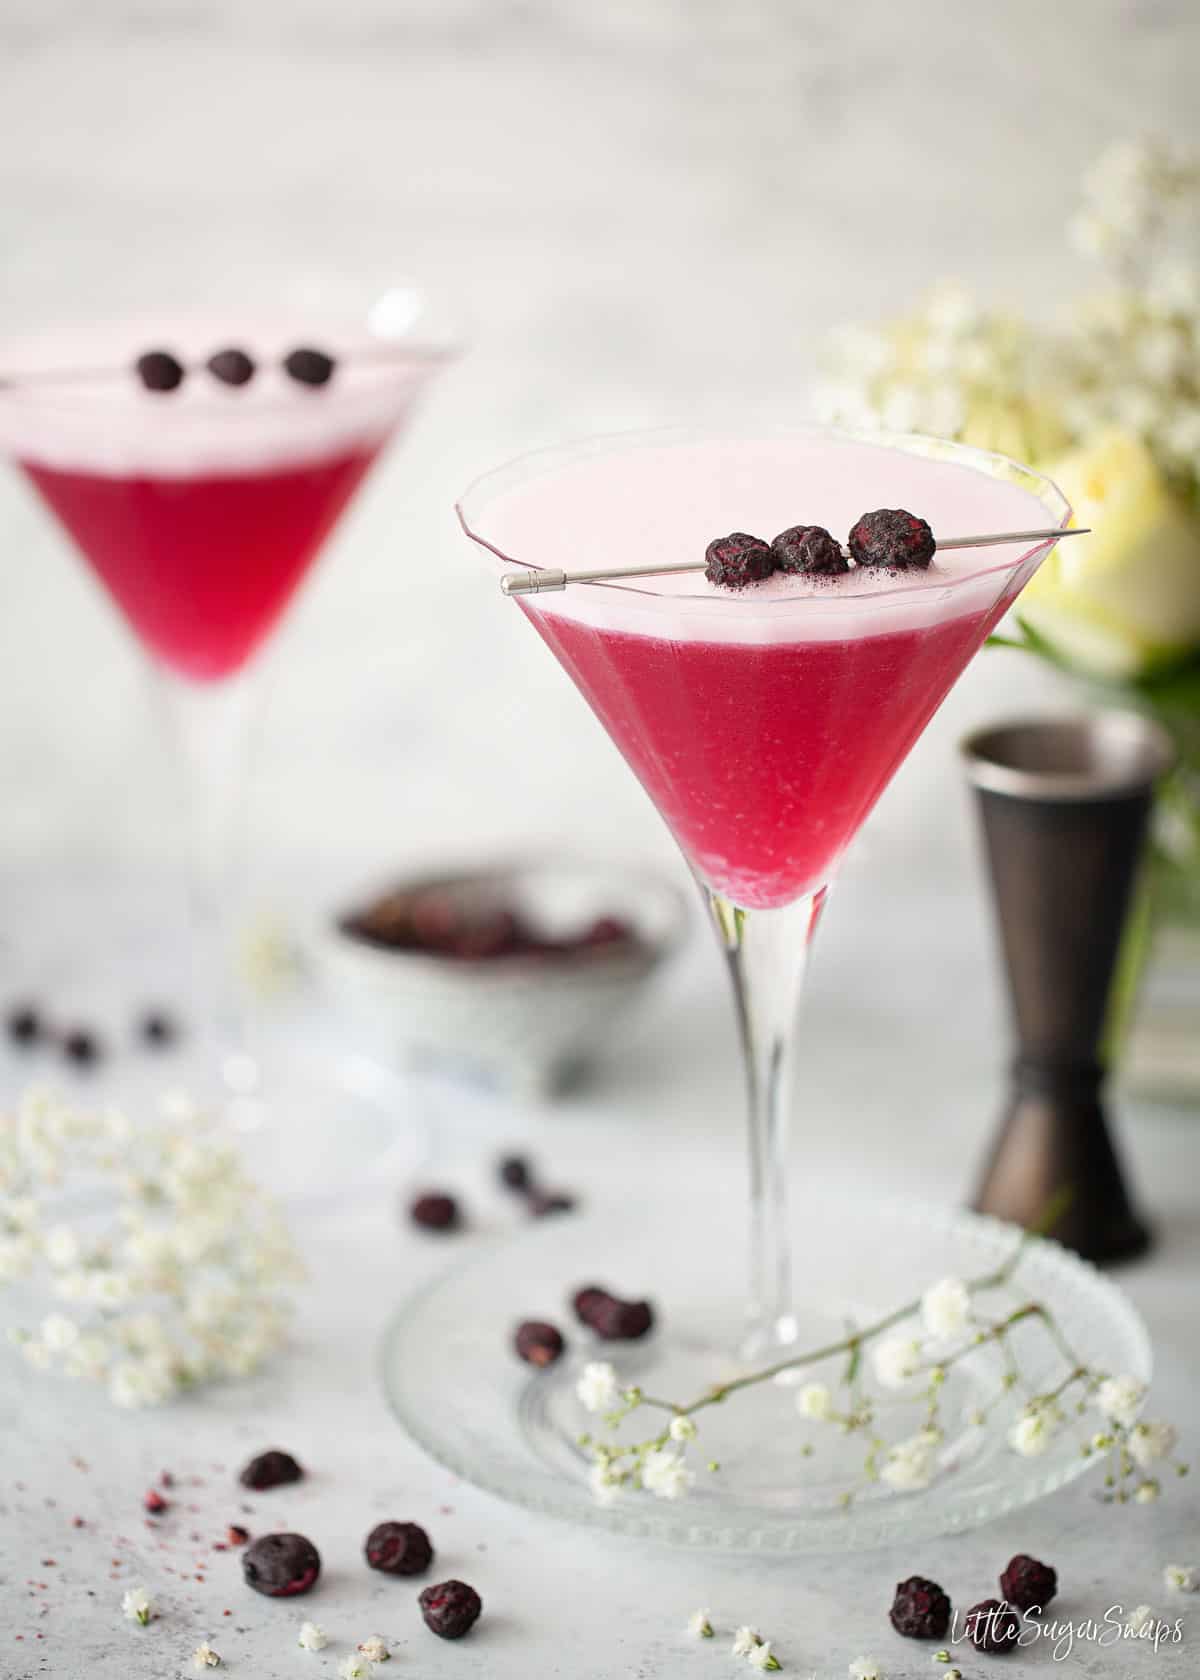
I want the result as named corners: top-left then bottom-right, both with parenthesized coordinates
top-left (0, 295), bottom-right (453, 1162)
top-left (460, 427), bottom-right (1069, 1385)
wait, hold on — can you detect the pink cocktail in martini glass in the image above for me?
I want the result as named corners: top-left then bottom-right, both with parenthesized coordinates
top-left (461, 427), bottom-right (1069, 1358)
top-left (0, 300), bottom-right (454, 1114)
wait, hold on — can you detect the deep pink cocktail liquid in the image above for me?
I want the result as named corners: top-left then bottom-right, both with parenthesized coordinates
top-left (525, 599), bottom-right (1005, 908)
top-left (474, 434), bottom-right (1056, 910)
top-left (21, 444), bottom-right (378, 681)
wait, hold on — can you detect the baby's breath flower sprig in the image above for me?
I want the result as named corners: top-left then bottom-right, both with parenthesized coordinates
top-left (1, 1087), bottom-right (303, 1407)
top-left (579, 1198), bottom-right (1184, 1511)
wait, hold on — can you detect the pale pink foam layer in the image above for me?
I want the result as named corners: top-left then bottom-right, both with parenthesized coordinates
top-left (478, 434), bottom-right (1064, 644)
top-left (0, 316), bottom-right (441, 477)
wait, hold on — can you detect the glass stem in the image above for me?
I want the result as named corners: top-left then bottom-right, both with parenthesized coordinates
top-left (704, 885), bottom-right (828, 1359)
top-left (151, 665), bottom-right (258, 1086)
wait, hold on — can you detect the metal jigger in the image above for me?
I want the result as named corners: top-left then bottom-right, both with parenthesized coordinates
top-left (961, 713), bottom-right (1175, 1263)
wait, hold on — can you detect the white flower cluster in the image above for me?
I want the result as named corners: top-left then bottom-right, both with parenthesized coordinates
top-left (818, 138), bottom-right (1200, 498)
top-left (1, 1087), bottom-right (302, 1407)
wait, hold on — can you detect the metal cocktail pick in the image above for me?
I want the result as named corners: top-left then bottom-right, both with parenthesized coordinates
top-left (499, 527), bottom-right (1088, 595)
top-left (961, 713), bottom-right (1175, 1263)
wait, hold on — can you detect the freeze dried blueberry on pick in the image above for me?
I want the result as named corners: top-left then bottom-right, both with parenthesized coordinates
top-left (364, 1519), bottom-right (434, 1577)
top-left (419, 1579), bottom-right (482, 1640)
top-left (206, 347), bottom-right (256, 387)
top-left (889, 1575), bottom-right (951, 1639)
top-left (409, 1191), bottom-right (461, 1232)
top-left (999, 1553), bottom-right (1057, 1613)
top-left (6, 1005), bottom-right (41, 1047)
top-left (134, 349), bottom-right (186, 392)
top-left (703, 532), bottom-right (774, 590)
top-left (847, 507), bottom-right (936, 571)
top-left (283, 346), bottom-right (336, 387)
top-left (514, 1320), bottom-right (566, 1367)
top-left (964, 1597), bottom-right (1020, 1654)
top-left (238, 1449), bottom-right (304, 1490)
top-left (771, 524), bottom-right (848, 577)
top-left (242, 1532), bottom-right (321, 1598)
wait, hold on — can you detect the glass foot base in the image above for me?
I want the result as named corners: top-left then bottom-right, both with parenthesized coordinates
top-left (381, 1188), bottom-right (1149, 1552)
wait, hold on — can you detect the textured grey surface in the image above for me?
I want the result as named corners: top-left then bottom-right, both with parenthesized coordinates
top-left (2, 1), bottom-right (1200, 1674)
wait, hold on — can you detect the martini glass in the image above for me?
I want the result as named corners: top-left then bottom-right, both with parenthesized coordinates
top-left (0, 294), bottom-right (454, 1171)
top-left (452, 426), bottom-right (1070, 1503)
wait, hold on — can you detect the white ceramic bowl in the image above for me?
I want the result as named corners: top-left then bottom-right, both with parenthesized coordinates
top-left (311, 861), bottom-right (688, 1097)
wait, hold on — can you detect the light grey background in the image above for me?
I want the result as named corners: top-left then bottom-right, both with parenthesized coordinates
top-left (2, 3), bottom-right (1200, 1676)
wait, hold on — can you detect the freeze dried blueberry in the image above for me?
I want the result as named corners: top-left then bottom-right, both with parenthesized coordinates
top-left (139, 1010), bottom-right (178, 1048)
top-left (135, 350), bottom-right (185, 392)
top-left (889, 1575), bottom-right (951, 1639)
top-left (6, 1005), bottom-right (41, 1047)
top-left (527, 1189), bottom-right (575, 1219)
top-left (703, 531), bottom-right (774, 590)
top-left (206, 347), bottom-right (256, 387)
top-left (283, 346), bottom-right (336, 386)
top-left (964, 1598), bottom-right (1020, 1654)
top-left (498, 1155), bottom-right (533, 1193)
top-left (409, 1192), bottom-right (461, 1232)
top-left (771, 524), bottom-right (848, 577)
top-left (242, 1532), bottom-right (321, 1598)
top-left (999, 1553), bottom-right (1057, 1614)
top-left (572, 1284), bottom-right (653, 1340)
top-left (364, 1519), bottom-right (434, 1577)
top-left (514, 1320), bottom-right (565, 1367)
top-left (238, 1449), bottom-right (304, 1491)
top-left (62, 1028), bottom-right (101, 1067)
top-left (419, 1579), bottom-right (482, 1640)
top-left (572, 1285), bottom-right (612, 1327)
top-left (847, 507), bottom-right (935, 570)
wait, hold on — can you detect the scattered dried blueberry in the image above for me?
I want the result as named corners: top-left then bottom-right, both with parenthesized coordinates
top-left (419, 1579), bottom-right (482, 1640)
top-left (410, 1192), bottom-right (461, 1232)
top-left (771, 524), bottom-right (848, 577)
top-left (139, 1010), bottom-right (178, 1049)
top-left (498, 1155), bottom-right (533, 1193)
top-left (135, 350), bottom-right (186, 392)
top-left (847, 507), bottom-right (935, 571)
top-left (527, 1189), bottom-right (575, 1219)
top-left (514, 1321), bottom-right (566, 1367)
top-left (364, 1520), bottom-right (434, 1577)
top-left (999, 1553), bottom-right (1057, 1614)
top-left (143, 1488), bottom-right (169, 1515)
top-left (6, 1005), bottom-right (41, 1047)
top-left (964, 1598), bottom-right (1020, 1654)
top-left (238, 1449), bottom-right (304, 1491)
top-left (242, 1532), bottom-right (321, 1598)
top-left (572, 1284), bottom-right (653, 1340)
top-left (226, 1525), bottom-right (250, 1547)
top-left (62, 1028), bottom-right (101, 1068)
top-left (206, 347), bottom-right (256, 387)
top-left (703, 532), bottom-right (774, 590)
top-left (283, 347), bottom-right (336, 387)
top-left (889, 1575), bottom-right (951, 1639)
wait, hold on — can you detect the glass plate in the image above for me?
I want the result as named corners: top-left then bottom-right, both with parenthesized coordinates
top-left (380, 1191), bottom-right (1151, 1553)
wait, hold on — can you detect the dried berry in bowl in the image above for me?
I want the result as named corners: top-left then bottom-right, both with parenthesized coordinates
top-left (339, 879), bottom-right (642, 964)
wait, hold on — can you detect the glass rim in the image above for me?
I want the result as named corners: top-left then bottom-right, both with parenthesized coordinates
top-left (457, 422), bottom-right (1072, 613)
top-left (0, 283), bottom-right (460, 426)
